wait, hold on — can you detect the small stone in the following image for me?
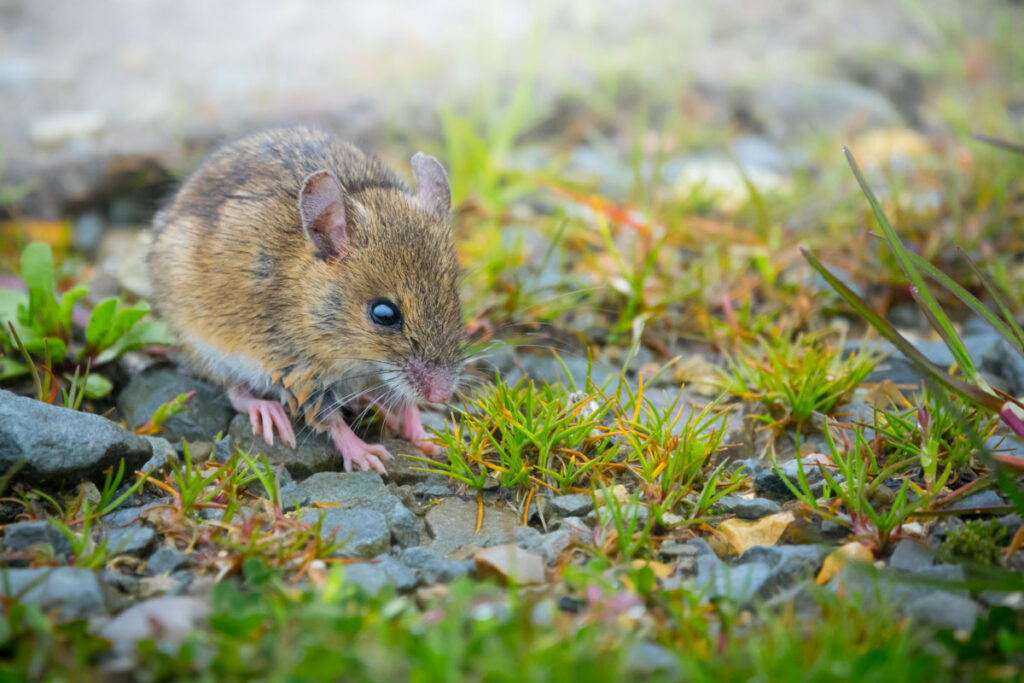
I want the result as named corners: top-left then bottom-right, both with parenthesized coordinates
top-left (297, 472), bottom-right (419, 547)
top-left (527, 528), bottom-right (573, 565)
top-left (147, 546), bottom-right (191, 574)
top-left (412, 479), bottom-right (453, 497)
top-left (0, 391), bottom-right (154, 488)
top-left (341, 555), bottom-right (417, 595)
top-left (548, 494), bottom-right (594, 518)
top-left (697, 560), bottom-right (772, 604)
top-left (1, 520), bottom-right (73, 557)
top-left (904, 592), bottom-right (980, 631)
top-left (98, 596), bottom-right (209, 644)
top-left (474, 544), bottom-right (546, 585)
top-left (889, 540), bottom-right (935, 572)
top-left (140, 436), bottom-right (175, 473)
top-left (400, 547), bottom-right (474, 584)
top-left (102, 525), bottom-right (157, 558)
top-left (0, 567), bottom-right (107, 620)
top-left (319, 508), bottom-right (390, 558)
top-left (715, 496), bottom-right (782, 520)
top-left (738, 545), bottom-right (825, 597)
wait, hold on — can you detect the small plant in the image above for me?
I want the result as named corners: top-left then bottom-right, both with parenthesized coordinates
top-left (721, 329), bottom-right (881, 429)
top-left (777, 422), bottom-right (929, 555)
top-left (940, 519), bottom-right (1009, 566)
top-left (134, 391), bottom-right (193, 435)
top-left (0, 242), bottom-right (173, 400)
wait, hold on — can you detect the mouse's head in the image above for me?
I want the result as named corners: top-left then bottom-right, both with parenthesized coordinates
top-left (299, 154), bottom-right (463, 405)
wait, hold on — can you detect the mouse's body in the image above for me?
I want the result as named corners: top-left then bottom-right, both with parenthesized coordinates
top-left (149, 126), bottom-right (463, 472)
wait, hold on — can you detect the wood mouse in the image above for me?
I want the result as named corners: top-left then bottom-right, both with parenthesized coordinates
top-left (148, 126), bottom-right (464, 473)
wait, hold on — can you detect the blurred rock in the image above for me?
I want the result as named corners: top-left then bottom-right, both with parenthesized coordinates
top-left (0, 567), bottom-right (107, 620)
top-left (341, 555), bottom-right (417, 595)
top-left (425, 497), bottom-right (519, 558)
top-left (98, 596), bottom-right (209, 644)
top-left (475, 544), bottom-right (546, 585)
top-left (1, 520), bottom-right (73, 557)
top-left (147, 546), bottom-right (191, 574)
top-left (320, 508), bottom-right (390, 558)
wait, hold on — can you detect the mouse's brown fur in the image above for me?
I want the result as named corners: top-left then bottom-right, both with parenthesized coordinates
top-left (149, 126), bottom-right (463, 431)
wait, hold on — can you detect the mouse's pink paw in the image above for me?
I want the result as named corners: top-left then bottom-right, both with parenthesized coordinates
top-left (228, 386), bottom-right (296, 448)
top-left (329, 418), bottom-right (392, 475)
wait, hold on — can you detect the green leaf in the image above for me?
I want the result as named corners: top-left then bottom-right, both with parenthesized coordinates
top-left (103, 302), bottom-right (150, 349)
top-left (85, 297), bottom-right (118, 350)
top-left (0, 356), bottom-right (29, 380)
top-left (0, 287), bottom-right (27, 333)
top-left (20, 242), bottom-right (61, 336)
top-left (82, 372), bottom-right (113, 399)
top-left (22, 336), bottom-right (66, 364)
top-left (95, 320), bottom-right (175, 363)
top-left (58, 285), bottom-right (89, 333)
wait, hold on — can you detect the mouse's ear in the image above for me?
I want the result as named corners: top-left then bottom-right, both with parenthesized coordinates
top-left (411, 153), bottom-right (451, 215)
top-left (299, 169), bottom-right (350, 261)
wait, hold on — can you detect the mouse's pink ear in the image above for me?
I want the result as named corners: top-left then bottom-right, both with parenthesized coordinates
top-left (411, 153), bottom-right (451, 215)
top-left (299, 169), bottom-right (350, 261)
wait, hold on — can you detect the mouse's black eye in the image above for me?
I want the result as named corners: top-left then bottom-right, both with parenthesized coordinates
top-left (368, 298), bottom-right (402, 328)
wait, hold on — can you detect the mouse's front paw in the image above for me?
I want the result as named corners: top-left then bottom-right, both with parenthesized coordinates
top-left (229, 386), bottom-right (296, 448)
top-left (329, 418), bottom-right (392, 475)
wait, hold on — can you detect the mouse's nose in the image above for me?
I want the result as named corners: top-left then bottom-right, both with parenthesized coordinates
top-left (407, 359), bottom-right (454, 404)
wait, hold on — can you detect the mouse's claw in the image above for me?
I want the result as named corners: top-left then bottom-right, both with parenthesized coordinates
top-left (229, 386), bottom-right (296, 448)
top-left (329, 417), bottom-right (392, 475)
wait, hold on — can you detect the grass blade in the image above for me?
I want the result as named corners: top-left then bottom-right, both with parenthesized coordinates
top-left (802, 247), bottom-right (1001, 411)
top-left (844, 147), bottom-right (977, 382)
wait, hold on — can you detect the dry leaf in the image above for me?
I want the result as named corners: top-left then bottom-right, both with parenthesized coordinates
top-left (717, 511), bottom-right (795, 555)
top-left (629, 559), bottom-right (674, 580)
top-left (816, 541), bottom-right (874, 585)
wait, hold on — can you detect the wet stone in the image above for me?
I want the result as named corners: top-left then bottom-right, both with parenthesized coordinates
top-left (319, 508), bottom-right (390, 559)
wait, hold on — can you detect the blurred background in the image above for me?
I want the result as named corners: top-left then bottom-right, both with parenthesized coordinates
top-left (0, 0), bottom-right (1021, 332)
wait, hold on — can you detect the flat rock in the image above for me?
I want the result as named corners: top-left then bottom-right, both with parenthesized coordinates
top-left (297, 472), bottom-right (418, 546)
top-left (425, 497), bottom-right (520, 558)
top-left (319, 508), bottom-right (390, 558)
top-left (102, 525), bottom-right (157, 558)
top-left (475, 544), bottom-right (546, 585)
top-left (116, 366), bottom-right (234, 442)
top-left (1, 520), bottom-right (73, 557)
top-left (399, 547), bottom-right (474, 584)
top-left (341, 555), bottom-right (417, 595)
top-left (98, 596), bottom-right (209, 643)
top-left (0, 567), bottom-right (107, 620)
top-left (0, 390), bottom-right (153, 487)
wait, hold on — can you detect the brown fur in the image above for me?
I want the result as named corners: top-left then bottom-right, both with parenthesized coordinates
top-left (149, 126), bottom-right (463, 429)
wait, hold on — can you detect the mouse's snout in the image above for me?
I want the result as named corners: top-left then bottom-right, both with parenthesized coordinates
top-left (406, 357), bottom-right (455, 404)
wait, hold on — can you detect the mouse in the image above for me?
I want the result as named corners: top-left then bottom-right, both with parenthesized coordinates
top-left (148, 126), bottom-right (465, 474)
